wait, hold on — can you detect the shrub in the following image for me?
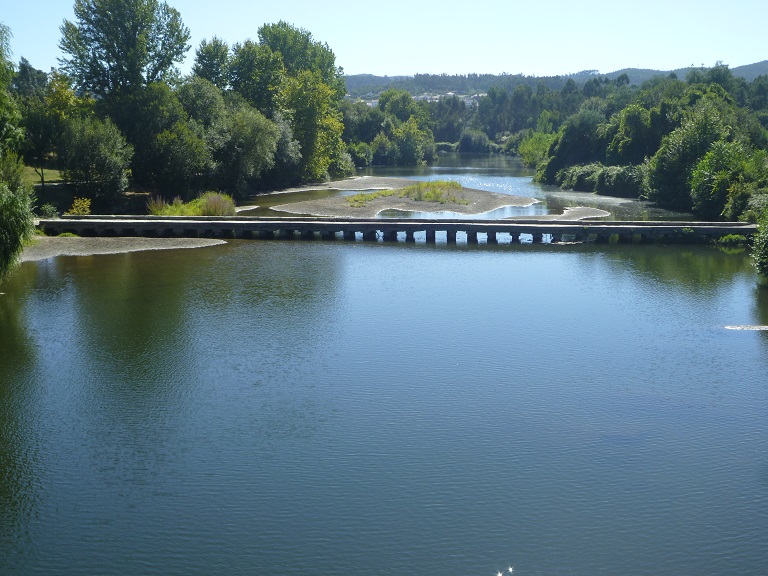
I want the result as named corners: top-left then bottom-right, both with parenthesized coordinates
top-left (457, 129), bottom-right (491, 153)
top-left (0, 183), bottom-right (34, 281)
top-left (57, 116), bottom-right (133, 203)
top-left (593, 165), bottom-right (644, 198)
top-left (148, 191), bottom-right (236, 216)
top-left (752, 217), bottom-right (768, 279)
top-left (64, 197), bottom-right (91, 215)
top-left (38, 203), bottom-right (59, 218)
top-left (197, 192), bottom-right (236, 216)
top-left (348, 142), bottom-right (373, 167)
top-left (557, 163), bottom-right (601, 191)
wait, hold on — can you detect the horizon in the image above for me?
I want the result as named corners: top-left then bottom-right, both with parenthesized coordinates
top-left (3, 0), bottom-right (766, 80)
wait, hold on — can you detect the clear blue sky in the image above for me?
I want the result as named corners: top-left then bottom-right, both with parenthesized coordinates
top-left (3, 0), bottom-right (766, 78)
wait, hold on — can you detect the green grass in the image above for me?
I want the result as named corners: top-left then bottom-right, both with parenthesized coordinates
top-left (23, 165), bottom-right (65, 185)
top-left (347, 180), bottom-right (469, 208)
top-left (148, 192), bottom-right (237, 216)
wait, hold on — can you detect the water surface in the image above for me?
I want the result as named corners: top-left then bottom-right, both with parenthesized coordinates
top-left (1, 240), bottom-right (767, 576)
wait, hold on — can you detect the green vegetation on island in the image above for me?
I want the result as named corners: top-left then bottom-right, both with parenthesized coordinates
top-left (346, 180), bottom-right (468, 208)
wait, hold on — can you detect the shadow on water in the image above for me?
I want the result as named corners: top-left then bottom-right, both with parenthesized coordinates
top-left (0, 266), bottom-right (42, 569)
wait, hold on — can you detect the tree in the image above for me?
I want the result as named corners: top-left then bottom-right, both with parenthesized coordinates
top-left (605, 104), bottom-right (653, 165)
top-left (689, 140), bottom-right (749, 219)
top-left (280, 70), bottom-right (344, 181)
top-left (192, 36), bottom-right (230, 90)
top-left (258, 21), bottom-right (344, 99)
top-left (11, 57), bottom-right (48, 100)
top-left (215, 97), bottom-right (278, 196)
top-left (0, 182), bottom-right (34, 282)
top-left (753, 215), bottom-right (768, 279)
top-left (103, 81), bottom-right (185, 187)
top-left (57, 115), bottom-right (133, 204)
top-left (378, 89), bottom-right (417, 123)
top-left (229, 41), bottom-right (285, 117)
top-left (58, 0), bottom-right (190, 97)
top-left (0, 24), bottom-right (22, 155)
top-left (21, 99), bottom-right (60, 187)
top-left (645, 98), bottom-right (731, 210)
top-left (153, 120), bottom-right (208, 198)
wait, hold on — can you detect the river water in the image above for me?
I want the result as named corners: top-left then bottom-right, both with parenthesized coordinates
top-left (1, 160), bottom-right (767, 575)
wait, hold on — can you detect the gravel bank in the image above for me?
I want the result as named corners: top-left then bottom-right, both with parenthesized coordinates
top-left (21, 236), bottom-right (226, 262)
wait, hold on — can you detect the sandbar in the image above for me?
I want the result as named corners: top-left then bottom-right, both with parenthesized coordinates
top-left (21, 236), bottom-right (226, 262)
top-left (269, 176), bottom-right (540, 218)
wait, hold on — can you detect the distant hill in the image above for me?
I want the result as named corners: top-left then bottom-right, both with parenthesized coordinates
top-left (345, 61), bottom-right (768, 98)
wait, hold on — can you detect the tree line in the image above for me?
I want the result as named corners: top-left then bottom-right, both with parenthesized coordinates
top-left (2, 0), bottom-right (354, 216)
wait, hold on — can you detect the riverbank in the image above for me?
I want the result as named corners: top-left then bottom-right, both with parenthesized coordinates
top-left (20, 235), bottom-right (226, 262)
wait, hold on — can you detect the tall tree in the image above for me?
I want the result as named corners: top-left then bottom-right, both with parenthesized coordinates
top-left (0, 24), bottom-right (22, 155)
top-left (229, 41), bottom-right (285, 117)
top-left (58, 0), bottom-right (190, 97)
top-left (11, 57), bottom-right (48, 100)
top-left (192, 36), bottom-right (230, 90)
top-left (257, 21), bottom-right (345, 98)
top-left (280, 70), bottom-right (343, 181)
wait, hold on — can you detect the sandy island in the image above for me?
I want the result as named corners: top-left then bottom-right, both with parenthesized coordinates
top-left (261, 176), bottom-right (609, 220)
top-left (21, 236), bottom-right (226, 262)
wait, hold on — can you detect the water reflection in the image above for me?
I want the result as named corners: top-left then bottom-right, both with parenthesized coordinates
top-left (2, 237), bottom-right (767, 575)
top-left (0, 267), bottom-right (42, 570)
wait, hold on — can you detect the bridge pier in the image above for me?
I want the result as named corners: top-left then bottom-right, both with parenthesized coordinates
top-left (343, 230), bottom-right (356, 241)
top-left (382, 230), bottom-right (397, 242)
top-left (446, 230), bottom-right (457, 243)
top-left (467, 231), bottom-right (478, 243)
top-left (363, 230), bottom-right (377, 242)
top-left (321, 230), bottom-right (336, 240)
top-left (405, 230), bottom-right (415, 242)
top-left (425, 229), bottom-right (436, 243)
top-left (487, 231), bottom-right (498, 244)
top-left (301, 230), bottom-right (315, 240)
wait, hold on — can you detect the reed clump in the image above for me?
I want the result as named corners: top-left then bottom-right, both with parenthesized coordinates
top-left (148, 192), bottom-right (236, 216)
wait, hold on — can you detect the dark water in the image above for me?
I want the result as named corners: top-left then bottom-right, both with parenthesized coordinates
top-left (1, 238), bottom-right (767, 576)
top-left (242, 154), bottom-right (693, 221)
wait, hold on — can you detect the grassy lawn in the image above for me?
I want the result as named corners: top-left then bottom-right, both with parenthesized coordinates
top-left (23, 165), bottom-right (64, 186)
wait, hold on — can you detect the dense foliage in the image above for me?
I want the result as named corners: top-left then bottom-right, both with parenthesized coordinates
top-left (0, 23), bottom-right (34, 281)
top-left (8, 5), bottom-right (352, 213)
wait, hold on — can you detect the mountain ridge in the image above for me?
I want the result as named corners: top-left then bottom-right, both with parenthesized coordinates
top-left (345, 61), bottom-right (768, 97)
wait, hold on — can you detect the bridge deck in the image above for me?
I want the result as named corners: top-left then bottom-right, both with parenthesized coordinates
top-left (40, 216), bottom-right (757, 244)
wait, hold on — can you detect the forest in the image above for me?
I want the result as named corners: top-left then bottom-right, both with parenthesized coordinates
top-left (2, 0), bottom-right (768, 277)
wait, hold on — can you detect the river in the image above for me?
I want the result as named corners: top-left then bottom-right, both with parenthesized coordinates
top-left (1, 159), bottom-right (767, 575)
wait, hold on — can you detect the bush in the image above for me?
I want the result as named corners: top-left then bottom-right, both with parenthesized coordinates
top-left (556, 163), bottom-right (601, 191)
top-left (148, 191), bottom-right (236, 216)
top-left (348, 142), bottom-right (372, 167)
top-left (0, 183), bottom-right (34, 281)
top-left (457, 129), bottom-right (491, 153)
top-left (593, 165), bottom-right (644, 198)
top-left (516, 131), bottom-right (556, 167)
top-left (38, 203), bottom-right (59, 218)
top-left (57, 116), bottom-right (133, 203)
top-left (329, 151), bottom-right (355, 178)
top-left (752, 217), bottom-right (768, 279)
top-left (65, 197), bottom-right (91, 215)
